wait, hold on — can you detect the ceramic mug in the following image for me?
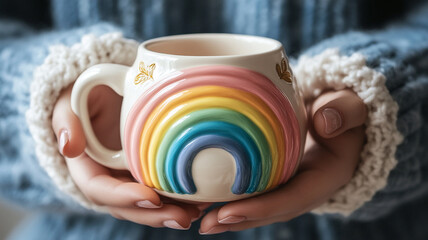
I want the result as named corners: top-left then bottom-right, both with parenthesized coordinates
top-left (71, 34), bottom-right (306, 202)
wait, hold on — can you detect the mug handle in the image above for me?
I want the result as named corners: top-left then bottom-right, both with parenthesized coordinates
top-left (71, 63), bottom-right (129, 169)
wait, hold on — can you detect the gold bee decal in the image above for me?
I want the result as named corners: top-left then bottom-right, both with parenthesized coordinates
top-left (276, 58), bottom-right (293, 84)
top-left (134, 61), bottom-right (156, 85)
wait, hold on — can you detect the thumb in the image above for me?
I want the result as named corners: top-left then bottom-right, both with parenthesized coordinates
top-left (52, 84), bottom-right (86, 158)
top-left (311, 89), bottom-right (367, 139)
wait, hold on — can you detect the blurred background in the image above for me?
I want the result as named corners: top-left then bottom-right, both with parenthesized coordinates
top-left (0, 199), bottom-right (29, 240)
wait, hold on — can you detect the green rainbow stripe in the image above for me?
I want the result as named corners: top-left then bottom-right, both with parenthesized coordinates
top-left (124, 66), bottom-right (301, 196)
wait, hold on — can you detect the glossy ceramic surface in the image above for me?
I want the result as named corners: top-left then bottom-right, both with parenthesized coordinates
top-left (72, 34), bottom-right (306, 202)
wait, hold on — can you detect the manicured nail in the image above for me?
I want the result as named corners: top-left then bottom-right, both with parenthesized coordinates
top-left (59, 129), bottom-right (69, 155)
top-left (218, 215), bottom-right (246, 224)
top-left (163, 220), bottom-right (189, 230)
top-left (135, 200), bottom-right (161, 209)
top-left (322, 108), bottom-right (342, 134)
top-left (199, 226), bottom-right (228, 235)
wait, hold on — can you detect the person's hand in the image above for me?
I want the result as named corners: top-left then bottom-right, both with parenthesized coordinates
top-left (52, 84), bottom-right (205, 230)
top-left (199, 89), bottom-right (367, 234)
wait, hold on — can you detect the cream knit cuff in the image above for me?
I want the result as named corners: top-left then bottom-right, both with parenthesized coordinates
top-left (26, 34), bottom-right (402, 215)
top-left (295, 49), bottom-right (403, 215)
top-left (26, 33), bottom-right (138, 211)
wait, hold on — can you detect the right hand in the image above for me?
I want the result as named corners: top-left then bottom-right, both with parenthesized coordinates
top-left (52, 84), bottom-right (207, 230)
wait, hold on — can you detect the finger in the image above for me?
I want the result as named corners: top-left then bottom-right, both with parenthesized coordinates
top-left (175, 202), bottom-right (207, 222)
top-left (311, 89), bottom-right (367, 138)
top-left (66, 153), bottom-right (162, 208)
top-left (109, 204), bottom-right (200, 230)
top-left (199, 207), bottom-right (222, 233)
top-left (160, 197), bottom-right (213, 211)
top-left (52, 84), bottom-right (86, 158)
top-left (157, 198), bottom-right (212, 221)
top-left (200, 209), bottom-right (300, 235)
top-left (195, 202), bottom-right (214, 211)
top-left (208, 134), bottom-right (361, 224)
top-left (212, 168), bottom-right (330, 224)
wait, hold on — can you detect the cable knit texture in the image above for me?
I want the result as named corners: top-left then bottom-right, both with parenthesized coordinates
top-left (295, 49), bottom-right (403, 215)
top-left (27, 34), bottom-right (402, 215)
top-left (26, 33), bottom-right (138, 211)
top-left (50, 0), bottom-right (361, 55)
top-left (2, 1), bottom-right (427, 239)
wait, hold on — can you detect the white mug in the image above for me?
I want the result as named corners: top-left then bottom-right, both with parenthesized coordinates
top-left (71, 34), bottom-right (306, 202)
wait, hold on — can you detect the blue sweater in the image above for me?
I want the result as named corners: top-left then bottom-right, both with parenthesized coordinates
top-left (1, 0), bottom-right (428, 239)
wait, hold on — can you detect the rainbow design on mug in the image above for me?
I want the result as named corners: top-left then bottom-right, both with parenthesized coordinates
top-left (124, 65), bottom-right (301, 195)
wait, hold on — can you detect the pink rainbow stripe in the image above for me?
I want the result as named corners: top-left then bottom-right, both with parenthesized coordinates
top-left (124, 65), bottom-right (300, 187)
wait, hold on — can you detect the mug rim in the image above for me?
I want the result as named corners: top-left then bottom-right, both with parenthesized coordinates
top-left (139, 33), bottom-right (283, 59)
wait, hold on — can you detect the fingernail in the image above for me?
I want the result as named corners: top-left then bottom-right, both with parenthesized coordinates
top-left (218, 215), bottom-right (246, 224)
top-left (322, 108), bottom-right (342, 134)
top-left (163, 220), bottom-right (189, 230)
top-left (59, 129), bottom-right (69, 155)
top-left (199, 226), bottom-right (228, 235)
top-left (135, 200), bottom-right (162, 209)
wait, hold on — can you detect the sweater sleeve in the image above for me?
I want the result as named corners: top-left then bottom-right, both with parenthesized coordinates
top-left (0, 22), bottom-right (135, 213)
top-left (294, 4), bottom-right (428, 220)
top-left (7, 6), bottom-right (428, 218)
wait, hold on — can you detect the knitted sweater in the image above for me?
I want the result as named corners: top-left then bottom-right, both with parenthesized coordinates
top-left (1, 0), bottom-right (428, 239)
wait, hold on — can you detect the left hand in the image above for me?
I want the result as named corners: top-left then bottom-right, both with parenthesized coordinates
top-left (52, 84), bottom-right (208, 230)
top-left (199, 89), bottom-right (368, 235)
